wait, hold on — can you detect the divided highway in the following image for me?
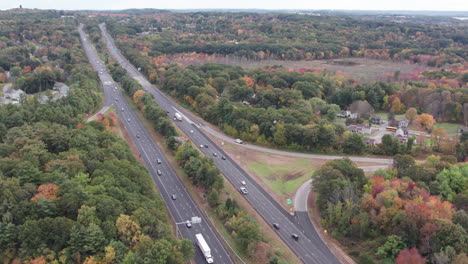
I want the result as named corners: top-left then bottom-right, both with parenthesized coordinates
top-left (99, 23), bottom-right (341, 264)
top-left (78, 24), bottom-right (234, 264)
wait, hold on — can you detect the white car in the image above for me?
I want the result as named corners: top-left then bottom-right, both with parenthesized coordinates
top-left (241, 181), bottom-right (246, 186)
top-left (234, 139), bottom-right (243, 144)
top-left (240, 187), bottom-right (248, 194)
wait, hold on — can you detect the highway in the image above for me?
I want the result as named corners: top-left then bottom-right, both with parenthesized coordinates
top-left (78, 24), bottom-right (234, 264)
top-left (99, 23), bottom-right (341, 264)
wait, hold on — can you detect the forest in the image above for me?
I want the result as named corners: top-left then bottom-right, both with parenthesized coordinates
top-left (0, 11), bottom-right (193, 264)
top-left (99, 11), bottom-right (468, 264)
top-left (313, 157), bottom-right (467, 263)
top-left (101, 12), bottom-right (468, 161)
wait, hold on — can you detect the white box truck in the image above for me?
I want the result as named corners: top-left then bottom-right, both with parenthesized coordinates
top-left (174, 112), bottom-right (183, 121)
top-left (195, 233), bottom-right (213, 263)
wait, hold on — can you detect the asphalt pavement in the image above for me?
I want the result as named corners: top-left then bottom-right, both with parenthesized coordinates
top-left (98, 23), bottom-right (344, 264)
top-left (78, 24), bottom-right (234, 264)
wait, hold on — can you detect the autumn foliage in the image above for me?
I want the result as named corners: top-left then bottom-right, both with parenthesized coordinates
top-left (418, 113), bottom-right (436, 129)
top-left (31, 184), bottom-right (58, 201)
top-left (395, 248), bottom-right (426, 264)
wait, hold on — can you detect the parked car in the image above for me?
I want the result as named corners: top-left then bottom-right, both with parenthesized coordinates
top-left (240, 187), bottom-right (248, 194)
top-left (273, 223), bottom-right (280, 230)
top-left (234, 139), bottom-right (243, 144)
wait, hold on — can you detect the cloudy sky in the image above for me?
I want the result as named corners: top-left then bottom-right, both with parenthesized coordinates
top-left (1, 0), bottom-right (467, 11)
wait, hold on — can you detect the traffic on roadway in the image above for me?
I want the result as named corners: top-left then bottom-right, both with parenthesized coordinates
top-left (99, 23), bottom-right (341, 264)
top-left (79, 24), bottom-right (234, 264)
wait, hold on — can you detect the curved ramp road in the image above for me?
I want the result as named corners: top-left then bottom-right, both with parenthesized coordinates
top-left (78, 24), bottom-right (234, 264)
top-left (99, 23), bottom-right (343, 264)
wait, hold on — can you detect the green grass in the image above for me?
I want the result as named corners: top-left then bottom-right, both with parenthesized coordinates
top-left (374, 111), bottom-right (404, 120)
top-left (0, 83), bottom-right (4, 97)
top-left (248, 157), bottom-right (315, 199)
top-left (433, 122), bottom-right (460, 134)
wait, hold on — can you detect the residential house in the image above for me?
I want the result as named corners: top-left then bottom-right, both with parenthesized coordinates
top-left (348, 124), bottom-right (371, 135)
top-left (370, 116), bottom-right (383, 124)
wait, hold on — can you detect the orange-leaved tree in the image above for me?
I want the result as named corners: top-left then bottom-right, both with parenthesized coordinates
top-left (418, 113), bottom-right (436, 129)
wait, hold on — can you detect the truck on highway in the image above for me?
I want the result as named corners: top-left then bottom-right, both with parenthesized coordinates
top-left (195, 233), bottom-right (214, 263)
top-left (174, 112), bottom-right (183, 121)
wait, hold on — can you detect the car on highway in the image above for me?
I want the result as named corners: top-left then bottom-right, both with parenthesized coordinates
top-left (190, 130), bottom-right (194, 133)
top-left (186, 221), bottom-right (192, 228)
top-left (127, 118), bottom-right (130, 122)
top-left (200, 144), bottom-right (204, 148)
top-left (121, 108), bottom-right (124, 112)
top-left (273, 223), bottom-right (280, 230)
top-left (204, 144), bottom-right (209, 148)
top-left (171, 194), bottom-right (177, 200)
top-left (234, 139), bottom-right (243, 144)
top-left (241, 181), bottom-right (246, 186)
top-left (291, 234), bottom-right (299, 240)
top-left (213, 153), bottom-right (217, 157)
top-left (221, 156), bottom-right (226, 160)
top-left (157, 159), bottom-right (161, 164)
top-left (157, 170), bottom-right (162, 176)
top-left (136, 134), bottom-right (140, 138)
top-left (239, 186), bottom-right (248, 194)
top-left (115, 98), bottom-right (118, 101)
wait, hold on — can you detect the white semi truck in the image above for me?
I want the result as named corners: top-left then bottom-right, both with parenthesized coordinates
top-left (195, 233), bottom-right (214, 263)
top-left (174, 112), bottom-right (183, 121)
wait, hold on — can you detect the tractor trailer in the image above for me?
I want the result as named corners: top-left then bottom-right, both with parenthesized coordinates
top-left (195, 233), bottom-right (214, 263)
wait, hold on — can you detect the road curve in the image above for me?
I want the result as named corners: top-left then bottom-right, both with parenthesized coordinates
top-left (202, 126), bottom-right (393, 164)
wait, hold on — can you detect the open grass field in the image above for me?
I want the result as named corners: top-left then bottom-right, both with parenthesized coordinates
top-left (433, 122), bottom-right (461, 135)
top-left (248, 158), bottom-right (316, 200)
top-left (374, 111), bottom-right (404, 120)
top-left (168, 56), bottom-right (433, 81)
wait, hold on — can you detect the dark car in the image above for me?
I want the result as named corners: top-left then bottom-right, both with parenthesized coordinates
top-left (204, 144), bottom-right (209, 148)
top-left (273, 223), bottom-right (280, 230)
top-left (136, 134), bottom-right (140, 138)
top-left (157, 159), bottom-right (162, 164)
top-left (157, 170), bottom-right (162, 176)
top-left (291, 234), bottom-right (299, 240)
top-left (171, 194), bottom-right (177, 200)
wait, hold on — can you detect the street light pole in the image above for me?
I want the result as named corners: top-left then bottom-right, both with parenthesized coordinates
top-left (175, 216), bottom-right (202, 239)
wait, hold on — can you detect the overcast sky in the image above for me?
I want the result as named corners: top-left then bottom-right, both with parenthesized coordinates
top-left (1, 0), bottom-right (467, 11)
